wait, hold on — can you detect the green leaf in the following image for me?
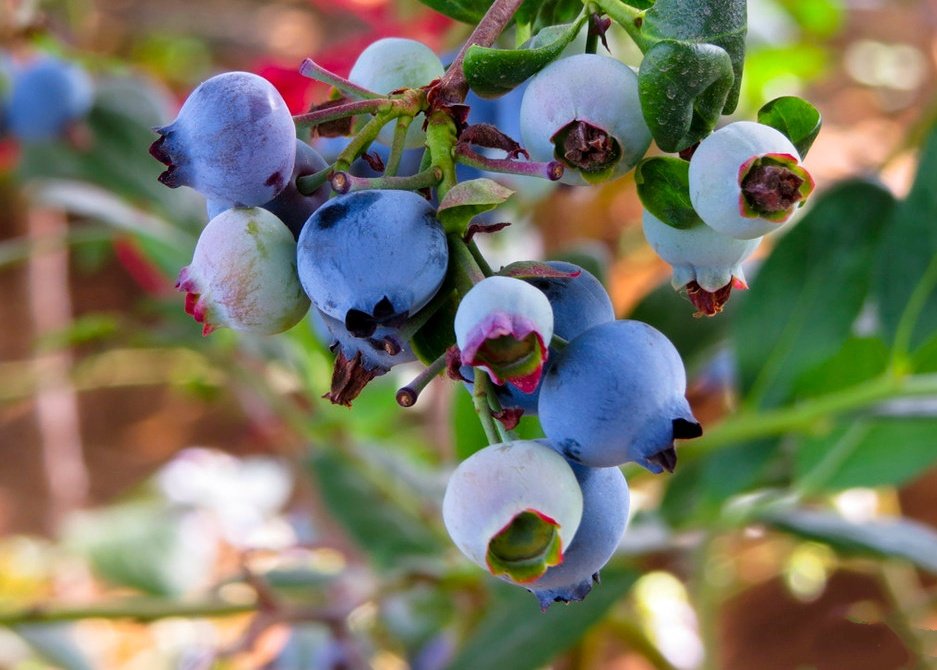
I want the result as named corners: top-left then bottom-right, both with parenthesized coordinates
top-left (306, 450), bottom-right (442, 570)
top-left (794, 418), bottom-right (937, 492)
top-left (438, 178), bottom-right (514, 234)
top-left (757, 96), bottom-right (822, 158)
top-left (637, 41), bottom-right (734, 153)
top-left (763, 507), bottom-right (937, 573)
top-left (463, 17), bottom-right (588, 98)
top-left (446, 567), bottom-right (637, 670)
top-left (635, 156), bottom-right (704, 229)
top-left (415, 0), bottom-right (490, 23)
top-left (875, 123), bottom-right (937, 353)
top-left (791, 336), bottom-right (889, 399)
top-left (732, 180), bottom-right (896, 408)
top-left (638, 0), bottom-right (747, 113)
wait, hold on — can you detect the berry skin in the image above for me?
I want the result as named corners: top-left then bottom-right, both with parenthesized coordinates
top-left (538, 320), bottom-right (702, 473)
top-left (208, 140), bottom-right (329, 239)
top-left (442, 440), bottom-right (583, 584)
top-left (176, 208), bottom-right (310, 335)
top-left (520, 54), bottom-right (651, 186)
top-left (527, 458), bottom-right (629, 610)
top-left (688, 121), bottom-right (815, 240)
top-left (296, 190), bottom-right (448, 338)
top-left (642, 210), bottom-right (760, 317)
top-left (348, 38), bottom-right (444, 149)
top-left (150, 71), bottom-right (296, 206)
top-left (465, 261), bottom-right (616, 414)
top-left (455, 275), bottom-right (554, 393)
top-left (5, 55), bottom-right (93, 141)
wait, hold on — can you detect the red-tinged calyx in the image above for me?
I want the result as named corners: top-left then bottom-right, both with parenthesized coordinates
top-left (462, 313), bottom-right (549, 393)
top-left (486, 509), bottom-right (564, 584)
top-left (552, 120), bottom-right (621, 183)
top-left (685, 277), bottom-right (749, 318)
top-left (175, 267), bottom-right (215, 336)
top-left (738, 153), bottom-right (815, 222)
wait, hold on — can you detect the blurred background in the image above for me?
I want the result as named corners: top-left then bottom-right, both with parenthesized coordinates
top-left (1, 0), bottom-right (937, 668)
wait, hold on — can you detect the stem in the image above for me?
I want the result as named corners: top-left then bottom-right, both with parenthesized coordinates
top-left (585, 10), bottom-right (600, 54)
top-left (333, 113), bottom-right (390, 172)
top-left (299, 58), bottom-right (382, 99)
top-left (690, 372), bottom-right (937, 455)
top-left (590, 0), bottom-right (647, 49)
top-left (793, 422), bottom-right (869, 498)
top-left (296, 165), bottom-right (332, 195)
top-left (385, 116), bottom-right (413, 176)
top-left (550, 334), bottom-right (569, 351)
top-left (448, 233), bottom-right (486, 294)
top-left (455, 144), bottom-right (565, 180)
top-left (292, 98), bottom-right (389, 129)
top-left (484, 387), bottom-right (517, 442)
top-left (425, 110), bottom-right (459, 200)
top-left (398, 287), bottom-right (457, 341)
top-left (436, 0), bottom-right (526, 104)
top-left (0, 598), bottom-right (257, 625)
top-left (472, 372), bottom-right (502, 446)
top-left (397, 354), bottom-right (447, 407)
top-left (466, 239), bottom-right (494, 277)
top-left (330, 166), bottom-right (442, 194)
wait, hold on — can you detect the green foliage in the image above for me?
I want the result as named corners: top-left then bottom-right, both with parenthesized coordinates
top-left (463, 17), bottom-right (587, 97)
top-left (438, 178), bottom-right (514, 234)
top-left (757, 96), bottom-right (822, 157)
top-left (635, 156), bottom-right (704, 229)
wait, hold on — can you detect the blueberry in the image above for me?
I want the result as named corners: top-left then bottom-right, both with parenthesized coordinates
top-left (442, 440), bottom-right (583, 584)
top-left (642, 210), bottom-right (760, 316)
top-left (688, 121), bottom-right (816, 240)
top-left (454, 275), bottom-right (554, 393)
top-left (538, 320), bottom-right (701, 472)
top-left (296, 190), bottom-right (448, 336)
top-left (527, 458), bottom-right (629, 609)
top-left (348, 38), bottom-right (444, 149)
top-left (520, 54), bottom-right (651, 186)
top-left (176, 207), bottom-right (310, 335)
top-left (209, 139), bottom-right (329, 239)
top-left (5, 55), bottom-right (93, 141)
top-left (463, 261), bottom-right (616, 412)
top-left (313, 307), bottom-right (416, 373)
top-left (150, 71), bottom-right (296, 206)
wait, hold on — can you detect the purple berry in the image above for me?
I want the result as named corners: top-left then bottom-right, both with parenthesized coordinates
top-left (5, 55), bottom-right (93, 141)
top-left (538, 320), bottom-right (701, 472)
top-left (520, 54), bottom-right (651, 186)
top-left (150, 71), bottom-right (296, 206)
top-left (296, 190), bottom-right (448, 338)
top-left (527, 459), bottom-right (629, 609)
top-left (176, 208), bottom-right (309, 335)
top-left (642, 210), bottom-right (760, 316)
top-left (442, 440), bottom-right (583, 584)
top-left (209, 139), bottom-right (329, 239)
top-left (688, 121), bottom-right (815, 240)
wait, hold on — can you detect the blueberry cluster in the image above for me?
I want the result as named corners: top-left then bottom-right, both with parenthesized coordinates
top-left (147, 14), bottom-right (816, 607)
top-left (0, 52), bottom-right (93, 142)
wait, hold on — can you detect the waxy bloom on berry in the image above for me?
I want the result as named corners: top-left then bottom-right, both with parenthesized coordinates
top-left (454, 275), bottom-right (554, 393)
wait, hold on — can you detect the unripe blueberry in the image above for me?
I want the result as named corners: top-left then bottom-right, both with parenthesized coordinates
top-left (150, 72), bottom-right (296, 206)
top-left (176, 208), bottom-right (310, 335)
top-left (538, 320), bottom-right (701, 472)
top-left (5, 55), bottom-right (93, 141)
top-left (455, 276), bottom-right (554, 393)
top-left (442, 440), bottom-right (583, 584)
top-left (520, 54), bottom-right (651, 186)
top-left (527, 458), bottom-right (629, 609)
top-left (208, 140), bottom-right (329, 239)
top-left (296, 190), bottom-right (448, 338)
top-left (642, 210), bottom-right (760, 316)
top-left (688, 121), bottom-right (815, 240)
top-left (348, 38), bottom-right (444, 149)
top-left (463, 261), bottom-right (616, 414)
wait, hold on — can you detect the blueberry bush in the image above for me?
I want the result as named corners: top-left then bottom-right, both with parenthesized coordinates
top-left (2, 0), bottom-right (937, 667)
